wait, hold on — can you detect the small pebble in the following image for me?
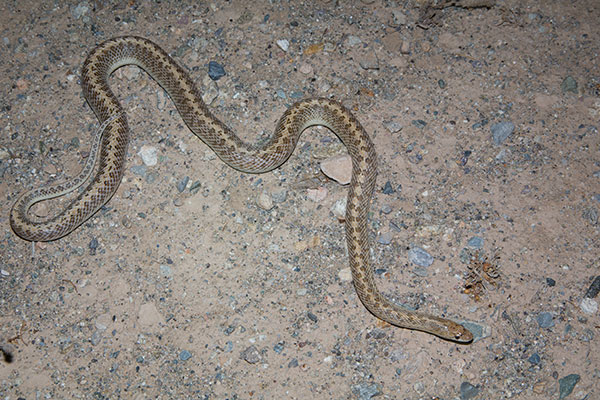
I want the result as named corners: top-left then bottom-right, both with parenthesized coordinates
top-left (273, 342), bottom-right (284, 354)
top-left (271, 188), bottom-right (288, 203)
top-left (90, 330), bottom-right (102, 346)
top-left (528, 353), bottom-right (541, 365)
top-left (392, 10), bottom-right (407, 25)
top-left (491, 121), bottom-right (515, 145)
top-left (307, 187), bottom-right (327, 202)
top-left (583, 207), bottom-right (598, 225)
top-left (412, 119), bottom-right (427, 129)
top-left (536, 312), bottom-right (554, 328)
top-left (89, 238), bottom-right (99, 255)
top-left (400, 40), bottom-right (410, 54)
top-left (299, 63), bottom-right (313, 74)
top-left (377, 231), bottom-right (393, 245)
top-left (351, 383), bottom-right (381, 400)
top-left (467, 236), bottom-right (484, 249)
top-left (408, 247), bottom-right (434, 267)
top-left (580, 297), bottom-right (598, 314)
top-left (413, 382), bottom-right (425, 394)
top-left (331, 197), bottom-right (347, 219)
top-left (560, 76), bottom-right (578, 94)
top-left (382, 181), bottom-right (395, 195)
top-left (177, 176), bottom-right (189, 193)
top-left (179, 350), bottom-right (192, 361)
top-left (223, 326), bottom-right (235, 336)
top-left (208, 61), bottom-right (225, 80)
top-left (380, 205), bottom-right (392, 214)
top-left (558, 374), bottom-right (580, 400)
top-left (203, 74), bottom-right (219, 104)
top-left (159, 264), bottom-right (172, 279)
top-left (288, 358), bottom-right (299, 368)
top-left (240, 346), bottom-right (261, 364)
top-left (130, 165), bottom-right (147, 176)
top-left (146, 172), bottom-right (158, 184)
top-left (121, 215), bottom-right (132, 228)
top-left (338, 268), bottom-right (352, 282)
top-left (460, 382), bottom-right (480, 400)
top-left (383, 120), bottom-right (403, 133)
top-left (71, 3), bottom-right (89, 19)
top-left (276, 39), bottom-right (289, 52)
top-left (190, 180), bottom-right (202, 193)
top-left (257, 191), bottom-right (274, 210)
top-left (346, 35), bottom-right (362, 46)
top-left (138, 145), bottom-right (158, 166)
top-left (307, 312), bottom-right (318, 323)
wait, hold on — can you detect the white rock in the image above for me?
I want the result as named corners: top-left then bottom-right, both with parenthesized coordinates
top-left (307, 187), bottom-right (328, 202)
top-left (299, 63), bottom-right (313, 75)
top-left (276, 39), bottom-right (289, 52)
top-left (138, 145), bottom-right (158, 166)
top-left (331, 197), bottom-right (347, 219)
top-left (347, 35), bottom-right (362, 46)
top-left (383, 120), bottom-right (403, 133)
top-left (338, 268), bottom-right (352, 282)
top-left (580, 297), bottom-right (598, 314)
top-left (177, 139), bottom-right (187, 153)
top-left (257, 191), bottom-right (274, 210)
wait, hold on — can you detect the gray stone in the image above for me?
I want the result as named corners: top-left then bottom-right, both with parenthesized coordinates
top-left (208, 61), bottom-right (225, 80)
top-left (491, 121), bottom-right (515, 145)
top-left (536, 312), bottom-right (554, 328)
top-left (467, 236), bottom-right (484, 249)
top-left (560, 76), bottom-right (578, 94)
top-left (179, 350), bottom-right (192, 361)
top-left (558, 374), bottom-right (580, 400)
top-left (408, 247), bottom-right (433, 267)
top-left (460, 382), bottom-right (480, 400)
top-left (351, 383), bottom-right (382, 400)
top-left (240, 345), bottom-right (261, 364)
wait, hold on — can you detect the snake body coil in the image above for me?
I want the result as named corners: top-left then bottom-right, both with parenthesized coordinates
top-left (10, 36), bottom-right (472, 342)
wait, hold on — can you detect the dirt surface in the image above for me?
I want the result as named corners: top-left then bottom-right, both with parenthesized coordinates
top-left (1, 1), bottom-right (599, 399)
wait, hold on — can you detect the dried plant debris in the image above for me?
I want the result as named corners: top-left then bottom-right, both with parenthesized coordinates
top-left (417, 0), bottom-right (496, 28)
top-left (7, 321), bottom-right (31, 346)
top-left (464, 251), bottom-right (501, 301)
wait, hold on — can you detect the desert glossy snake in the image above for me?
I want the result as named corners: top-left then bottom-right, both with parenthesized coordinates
top-left (10, 36), bottom-right (472, 342)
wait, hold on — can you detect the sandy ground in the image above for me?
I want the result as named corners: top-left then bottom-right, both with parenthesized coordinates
top-left (0, 1), bottom-right (599, 399)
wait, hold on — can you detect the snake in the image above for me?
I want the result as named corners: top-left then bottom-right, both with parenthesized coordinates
top-left (9, 36), bottom-right (473, 343)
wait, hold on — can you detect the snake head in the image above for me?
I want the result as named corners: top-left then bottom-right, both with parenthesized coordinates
top-left (448, 322), bottom-right (473, 343)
